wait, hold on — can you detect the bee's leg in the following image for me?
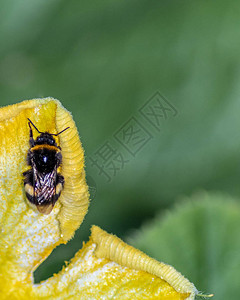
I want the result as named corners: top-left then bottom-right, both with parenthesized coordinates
top-left (23, 169), bottom-right (33, 184)
top-left (56, 173), bottom-right (64, 187)
top-left (56, 151), bottom-right (62, 168)
top-left (28, 121), bottom-right (35, 147)
top-left (26, 150), bottom-right (33, 166)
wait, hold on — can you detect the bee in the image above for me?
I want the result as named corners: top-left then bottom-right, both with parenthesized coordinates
top-left (23, 118), bottom-right (69, 214)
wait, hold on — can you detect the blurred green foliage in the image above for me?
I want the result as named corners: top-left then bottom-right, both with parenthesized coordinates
top-left (128, 192), bottom-right (240, 300)
top-left (1, 0), bottom-right (240, 298)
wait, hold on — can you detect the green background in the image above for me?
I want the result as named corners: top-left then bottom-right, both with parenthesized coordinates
top-left (0, 1), bottom-right (240, 299)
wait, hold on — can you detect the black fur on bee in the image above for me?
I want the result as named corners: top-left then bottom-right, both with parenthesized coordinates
top-left (23, 118), bottom-right (69, 215)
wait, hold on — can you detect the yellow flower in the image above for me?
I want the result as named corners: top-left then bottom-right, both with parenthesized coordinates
top-left (0, 98), bottom-right (200, 299)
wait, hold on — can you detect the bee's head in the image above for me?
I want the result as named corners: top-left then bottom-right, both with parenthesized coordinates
top-left (35, 132), bottom-right (57, 146)
top-left (27, 118), bottom-right (70, 146)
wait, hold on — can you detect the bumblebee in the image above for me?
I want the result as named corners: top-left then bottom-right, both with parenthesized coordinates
top-left (23, 118), bottom-right (69, 214)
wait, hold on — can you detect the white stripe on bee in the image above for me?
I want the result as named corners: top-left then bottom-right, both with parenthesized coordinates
top-left (56, 182), bottom-right (63, 195)
top-left (25, 183), bottom-right (34, 196)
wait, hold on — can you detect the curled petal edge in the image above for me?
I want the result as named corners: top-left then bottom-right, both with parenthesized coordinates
top-left (92, 225), bottom-right (198, 300)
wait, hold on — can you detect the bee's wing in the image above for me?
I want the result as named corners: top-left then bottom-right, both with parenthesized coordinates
top-left (33, 164), bottom-right (57, 215)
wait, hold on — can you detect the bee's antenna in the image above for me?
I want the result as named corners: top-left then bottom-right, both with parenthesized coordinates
top-left (28, 118), bottom-right (70, 136)
top-left (52, 126), bottom-right (70, 136)
top-left (27, 118), bottom-right (43, 134)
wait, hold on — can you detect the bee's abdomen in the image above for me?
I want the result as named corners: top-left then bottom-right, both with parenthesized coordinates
top-left (23, 169), bottom-right (64, 214)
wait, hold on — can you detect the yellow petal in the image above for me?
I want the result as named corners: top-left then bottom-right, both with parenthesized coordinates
top-left (0, 99), bottom-right (200, 299)
top-left (0, 98), bottom-right (89, 297)
top-left (0, 98), bottom-right (89, 243)
top-left (91, 226), bottom-right (197, 298)
top-left (33, 228), bottom-right (194, 300)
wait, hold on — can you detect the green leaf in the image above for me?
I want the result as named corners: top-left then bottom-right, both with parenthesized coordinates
top-left (127, 192), bottom-right (240, 300)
